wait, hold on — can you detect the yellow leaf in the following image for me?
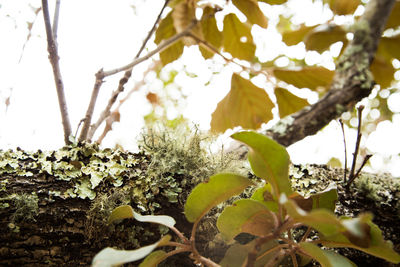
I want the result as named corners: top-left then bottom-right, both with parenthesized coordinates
top-left (328, 0), bottom-right (360, 15)
top-left (172, 1), bottom-right (202, 46)
top-left (282, 24), bottom-right (317, 46)
top-left (223, 14), bottom-right (256, 61)
top-left (232, 0), bottom-right (268, 28)
top-left (200, 6), bottom-right (223, 59)
top-left (370, 56), bottom-right (395, 89)
top-left (386, 1), bottom-right (400, 29)
top-left (275, 87), bottom-right (309, 117)
top-left (273, 67), bottom-right (334, 91)
top-left (304, 25), bottom-right (347, 53)
top-left (211, 73), bottom-right (274, 133)
top-left (377, 35), bottom-right (400, 61)
top-left (154, 12), bottom-right (184, 66)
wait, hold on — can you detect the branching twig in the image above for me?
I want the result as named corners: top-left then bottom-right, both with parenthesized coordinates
top-left (102, 21), bottom-right (196, 77)
top-left (86, 1), bottom-right (170, 140)
top-left (41, 0), bottom-right (72, 144)
top-left (347, 154), bottom-right (372, 188)
top-left (79, 19), bottom-right (197, 142)
top-left (87, 62), bottom-right (158, 141)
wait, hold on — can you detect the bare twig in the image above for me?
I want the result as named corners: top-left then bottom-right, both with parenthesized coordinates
top-left (339, 119), bottom-right (348, 182)
top-left (88, 62), bottom-right (158, 141)
top-left (102, 21), bottom-right (196, 77)
top-left (19, 6), bottom-right (42, 63)
top-left (347, 154), bottom-right (373, 187)
top-left (78, 70), bottom-right (104, 141)
top-left (347, 105), bottom-right (364, 185)
top-left (86, 1), bottom-right (170, 140)
top-left (79, 17), bottom-right (196, 142)
top-left (52, 0), bottom-right (61, 41)
top-left (41, 0), bottom-right (72, 144)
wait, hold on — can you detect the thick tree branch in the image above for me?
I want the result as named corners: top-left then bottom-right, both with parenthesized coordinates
top-left (264, 0), bottom-right (395, 147)
top-left (41, 0), bottom-right (72, 144)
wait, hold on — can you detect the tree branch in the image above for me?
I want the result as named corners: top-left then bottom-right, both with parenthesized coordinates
top-left (41, 0), bottom-right (72, 144)
top-left (265, 0), bottom-right (395, 147)
top-left (85, 0), bottom-right (170, 141)
top-left (79, 20), bottom-right (196, 142)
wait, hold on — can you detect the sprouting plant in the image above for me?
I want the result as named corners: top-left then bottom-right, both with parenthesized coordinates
top-left (92, 131), bottom-right (400, 267)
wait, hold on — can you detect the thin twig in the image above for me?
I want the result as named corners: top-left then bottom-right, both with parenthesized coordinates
top-left (87, 61), bottom-right (158, 141)
top-left (41, 0), bottom-right (72, 144)
top-left (78, 70), bottom-right (104, 141)
top-left (52, 0), bottom-right (61, 42)
top-left (86, 1), bottom-right (170, 140)
top-left (79, 19), bottom-right (196, 142)
top-left (347, 105), bottom-right (364, 187)
top-left (188, 33), bottom-right (275, 83)
top-left (339, 119), bottom-right (348, 182)
top-left (347, 154), bottom-right (372, 187)
top-left (102, 21), bottom-right (197, 77)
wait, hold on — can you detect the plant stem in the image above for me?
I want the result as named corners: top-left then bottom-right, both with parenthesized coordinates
top-left (41, 0), bottom-right (72, 144)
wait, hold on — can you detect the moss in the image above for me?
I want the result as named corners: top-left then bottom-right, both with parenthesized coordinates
top-left (9, 192), bottom-right (39, 222)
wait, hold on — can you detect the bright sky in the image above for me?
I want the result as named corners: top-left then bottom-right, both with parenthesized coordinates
top-left (0, 0), bottom-right (399, 176)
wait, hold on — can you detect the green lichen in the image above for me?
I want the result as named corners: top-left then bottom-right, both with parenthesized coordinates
top-left (271, 116), bottom-right (294, 137)
top-left (0, 143), bottom-right (141, 200)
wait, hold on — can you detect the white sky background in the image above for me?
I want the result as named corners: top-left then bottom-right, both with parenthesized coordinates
top-left (0, 0), bottom-right (400, 176)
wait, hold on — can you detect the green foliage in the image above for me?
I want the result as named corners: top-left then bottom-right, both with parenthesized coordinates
top-left (184, 173), bottom-right (253, 223)
top-left (93, 131), bottom-right (400, 266)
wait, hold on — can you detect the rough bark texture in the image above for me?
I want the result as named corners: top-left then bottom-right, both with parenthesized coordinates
top-left (1, 146), bottom-right (400, 266)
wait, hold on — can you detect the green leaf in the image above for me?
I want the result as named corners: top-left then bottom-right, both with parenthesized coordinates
top-left (282, 24), bottom-right (317, 46)
top-left (258, 0), bottom-right (287, 4)
top-left (328, 0), bottom-right (360, 15)
top-left (280, 194), bottom-right (343, 236)
top-left (232, 0), bottom-right (268, 28)
top-left (223, 13), bottom-right (256, 61)
top-left (273, 67), bottom-right (334, 90)
top-left (92, 235), bottom-right (171, 267)
top-left (200, 6), bottom-right (223, 59)
top-left (210, 73), bottom-right (274, 133)
top-left (139, 250), bottom-right (167, 267)
top-left (108, 205), bottom-right (176, 228)
top-left (154, 12), bottom-right (184, 65)
top-left (217, 199), bottom-right (276, 241)
top-left (304, 25), bottom-right (347, 53)
top-left (370, 56), bottom-right (395, 89)
top-left (220, 239), bottom-right (279, 267)
top-left (251, 184), bottom-right (279, 212)
top-left (299, 242), bottom-right (357, 267)
top-left (184, 173), bottom-right (253, 223)
top-left (275, 87), bottom-right (309, 117)
top-left (311, 185), bottom-right (338, 212)
top-left (231, 131), bottom-right (292, 197)
top-left (386, 1), bottom-right (400, 29)
top-left (321, 221), bottom-right (400, 263)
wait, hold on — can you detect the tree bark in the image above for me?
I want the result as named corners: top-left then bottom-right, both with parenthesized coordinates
top-left (1, 147), bottom-right (399, 266)
top-left (266, 0), bottom-right (396, 147)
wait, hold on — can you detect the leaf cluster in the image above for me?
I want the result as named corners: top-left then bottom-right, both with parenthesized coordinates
top-left (93, 131), bottom-right (400, 267)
